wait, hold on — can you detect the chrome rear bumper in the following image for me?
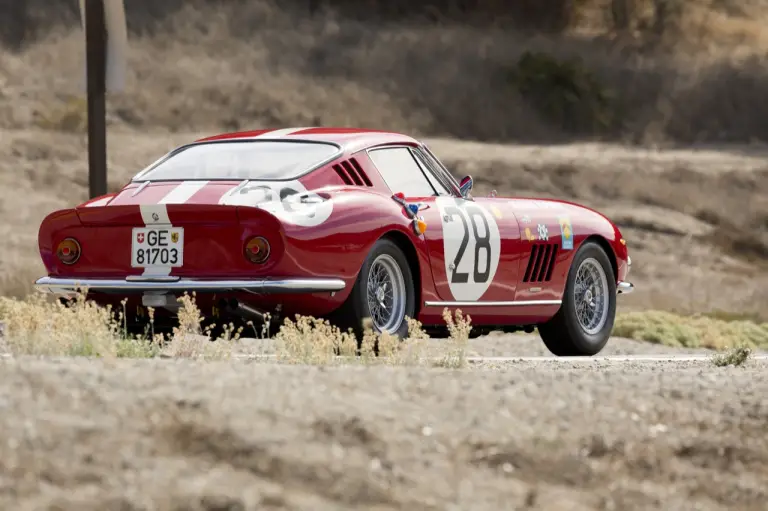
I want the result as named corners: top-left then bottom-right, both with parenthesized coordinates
top-left (34, 276), bottom-right (346, 295)
top-left (617, 281), bottom-right (634, 294)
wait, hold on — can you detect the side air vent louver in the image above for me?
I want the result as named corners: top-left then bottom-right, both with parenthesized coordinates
top-left (522, 244), bottom-right (559, 283)
top-left (332, 157), bottom-right (373, 187)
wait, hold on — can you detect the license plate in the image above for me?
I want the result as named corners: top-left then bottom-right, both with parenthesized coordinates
top-left (131, 227), bottom-right (184, 268)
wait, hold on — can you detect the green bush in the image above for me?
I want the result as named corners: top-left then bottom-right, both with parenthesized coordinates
top-left (509, 51), bottom-right (619, 135)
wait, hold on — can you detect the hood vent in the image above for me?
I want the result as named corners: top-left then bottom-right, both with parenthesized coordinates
top-left (333, 157), bottom-right (373, 187)
top-left (523, 244), bottom-right (559, 283)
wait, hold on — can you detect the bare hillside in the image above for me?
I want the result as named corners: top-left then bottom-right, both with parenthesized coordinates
top-left (4, 1), bottom-right (768, 143)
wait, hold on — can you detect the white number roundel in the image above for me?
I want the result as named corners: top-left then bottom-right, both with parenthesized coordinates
top-left (219, 180), bottom-right (333, 227)
top-left (436, 198), bottom-right (501, 301)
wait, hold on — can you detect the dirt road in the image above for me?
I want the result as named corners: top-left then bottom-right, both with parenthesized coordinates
top-left (1, 335), bottom-right (766, 511)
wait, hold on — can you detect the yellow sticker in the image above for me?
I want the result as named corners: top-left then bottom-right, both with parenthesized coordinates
top-left (491, 206), bottom-right (503, 219)
top-left (524, 227), bottom-right (535, 241)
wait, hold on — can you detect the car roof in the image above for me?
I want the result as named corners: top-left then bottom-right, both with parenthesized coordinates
top-left (194, 127), bottom-right (421, 153)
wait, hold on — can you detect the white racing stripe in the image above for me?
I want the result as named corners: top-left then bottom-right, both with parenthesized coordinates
top-left (251, 127), bottom-right (314, 138)
top-left (86, 197), bottom-right (113, 207)
top-left (139, 204), bottom-right (171, 226)
top-left (159, 181), bottom-right (209, 204)
top-left (138, 204), bottom-right (172, 277)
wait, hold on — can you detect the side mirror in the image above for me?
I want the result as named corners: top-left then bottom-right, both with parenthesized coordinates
top-left (459, 175), bottom-right (473, 198)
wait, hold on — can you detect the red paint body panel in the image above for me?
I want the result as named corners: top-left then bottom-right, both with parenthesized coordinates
top-left (37, 127), bottom-right (631, 327)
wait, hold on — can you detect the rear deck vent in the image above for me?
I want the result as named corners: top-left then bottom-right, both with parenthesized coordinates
top-left (523, 244), bottom-right (559, 283)
top-left (333, 157), bottom-right (373, 187)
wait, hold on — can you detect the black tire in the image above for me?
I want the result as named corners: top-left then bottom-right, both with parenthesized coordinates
top-left (538, 241), bottom-right (617, 356)
top-left (335, 238), bottom-right (416, 339)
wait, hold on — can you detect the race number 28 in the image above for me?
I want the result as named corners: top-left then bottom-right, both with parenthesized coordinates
top-left (444, 205), bottom-right (492, 284)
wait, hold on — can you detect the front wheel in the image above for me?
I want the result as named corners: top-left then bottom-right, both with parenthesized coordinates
top-left (538, 241), bottom-right (617, 356)
top-left (337, 238), bottom-right (416, 339)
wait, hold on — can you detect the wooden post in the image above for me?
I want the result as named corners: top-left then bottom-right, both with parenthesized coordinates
top-left (84, 0), bottom-right (108, 199)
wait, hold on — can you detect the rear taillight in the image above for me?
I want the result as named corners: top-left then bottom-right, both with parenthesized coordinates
top-left (244, 236), bottom-right (270, 264)
top-left (56, 238), bottom-right (81, 265)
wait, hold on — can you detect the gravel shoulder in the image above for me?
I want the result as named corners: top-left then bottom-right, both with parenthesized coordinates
top-left (1, 335), bottom-right (766, 511)
top-left (232, 333), bottom-right (733, 358)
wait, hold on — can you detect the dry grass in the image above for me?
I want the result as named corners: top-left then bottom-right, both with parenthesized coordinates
top-left (0, 291), bottom-right (473, 365)
top-left (273, 309), bottom-right (470, 367)
top-left (0, 291), bottom-right (237, 360)
top-left (613, 310), bottom-right (768, 350)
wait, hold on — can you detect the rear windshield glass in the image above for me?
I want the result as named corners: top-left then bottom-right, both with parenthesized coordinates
top-left (134, 141), bottom-right (340, 181)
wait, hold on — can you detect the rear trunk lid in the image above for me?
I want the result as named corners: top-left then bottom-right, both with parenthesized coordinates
top-left (45, 181), bottom-right (285, 278)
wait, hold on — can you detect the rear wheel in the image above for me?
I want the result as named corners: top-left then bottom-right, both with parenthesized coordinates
top-left (336, 238), bottom-right (416, 339)
top-left (538, 241), bottom-right (616, 356)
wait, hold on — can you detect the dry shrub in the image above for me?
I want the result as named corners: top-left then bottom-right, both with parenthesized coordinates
top-left (0, 291), bottom-right (237, 360)
top-left (273, 311), bottom-right (471, 367)
top-left (33, 96), bottom-right (87, 132)
top-left (0, 291), bottom-right (157, 358)
top-left (159, 293), bottom-right (238, 360)
top-left (613, 310), bottom-right (768, 350)
top-left (0, 288), bottom-right (474, 365)
top-left (274, 315), bottom-right (357, 365)
top-left (433, 308), bottom-right (472, 369)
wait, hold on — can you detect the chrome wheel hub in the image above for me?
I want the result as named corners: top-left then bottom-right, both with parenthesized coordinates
top-left (366, 254), bottom-right (406, 334)
top-left (574, 257), bottom-right (609, 335)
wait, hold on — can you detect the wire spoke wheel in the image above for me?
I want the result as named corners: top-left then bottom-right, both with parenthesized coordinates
top-left (366, 253), bottom-right (406, 333)
top-left (573, 257), bottom-right (609, 335)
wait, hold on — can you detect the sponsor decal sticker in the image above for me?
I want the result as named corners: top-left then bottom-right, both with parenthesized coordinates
top-left (537, 224), bottom-right (549, 241)
top-left (524, 227), bottom-right (535, 241)
top-left (491, 206), bottom-right (503, 219)
top-left (559, 216), bottom-right (574, 250)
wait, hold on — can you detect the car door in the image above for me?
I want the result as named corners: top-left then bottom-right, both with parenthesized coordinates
top-left (414, 147), bottom-right (522, 304)
top-left (367, 144), bottom-right (522, 304)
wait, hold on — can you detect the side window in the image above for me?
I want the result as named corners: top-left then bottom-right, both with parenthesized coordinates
top-left (422, 145), bottom-right (461, 190)
top-left (367, 147), bottom-right (437, 197)
top-left (411, 148), bottom-right (452, 196)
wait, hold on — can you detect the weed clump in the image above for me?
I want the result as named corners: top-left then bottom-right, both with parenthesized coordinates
top-left (712, 346), bottom-right (752, 367)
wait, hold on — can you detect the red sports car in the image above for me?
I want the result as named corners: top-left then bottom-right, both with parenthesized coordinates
top-left (35, 127), bottom-right (633, 355)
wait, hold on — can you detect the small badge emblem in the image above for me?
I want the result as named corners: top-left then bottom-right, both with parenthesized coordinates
top-left (152, 212), bottom-right (160, 222)
top-left (171, 232), bottom-right (179, 243)
top-left (137, 233), bottom-right (145, 243)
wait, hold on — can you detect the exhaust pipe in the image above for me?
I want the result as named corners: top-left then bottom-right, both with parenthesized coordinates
top-left (223, 298), bottom-right (268, 323)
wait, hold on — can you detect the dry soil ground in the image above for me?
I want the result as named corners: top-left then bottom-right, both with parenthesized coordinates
top-left (1, 334), bottom-right (767, 511)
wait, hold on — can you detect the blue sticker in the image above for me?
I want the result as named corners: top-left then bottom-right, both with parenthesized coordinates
top-left (406, 203), bottom-right (419, 217)
top-left (559, 216), bottom-right (573, 250)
